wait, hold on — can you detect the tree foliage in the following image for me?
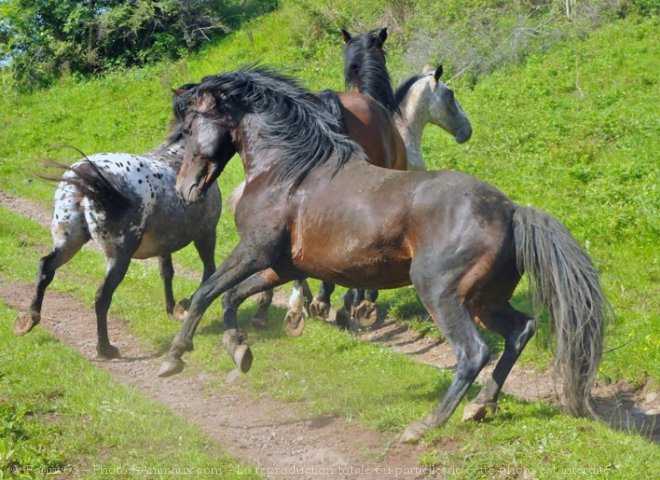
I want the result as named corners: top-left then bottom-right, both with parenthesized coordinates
top-left (0, 0), bottom-right (233, 90)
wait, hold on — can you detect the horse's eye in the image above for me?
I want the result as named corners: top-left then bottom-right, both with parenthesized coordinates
top-left (182, 127), bottom-right (191, 136)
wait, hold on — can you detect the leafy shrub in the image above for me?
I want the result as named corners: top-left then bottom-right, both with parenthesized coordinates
top-left (0, 0), bottom-right (239, 91)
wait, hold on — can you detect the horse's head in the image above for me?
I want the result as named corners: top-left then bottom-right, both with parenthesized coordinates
top-left (172, 87), bottom-right (237, 203)
top-left (341, 28), bottom-right (398, 114)
top-left (423, 65), bottom-right (472, 144)
top-left (342, 27), bottom-right (388, 64)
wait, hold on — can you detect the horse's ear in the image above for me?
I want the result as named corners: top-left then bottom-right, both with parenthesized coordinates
top-left (377, 27), bottom-right (388, 46)
top-left (422, 64), bottom-right (434, 73)
top-left (341, 29), bottom-right (352, 43)
top-left (172, 88), bottom-right (187, 97)
top-left (434, 65), bottom-right (443, 82)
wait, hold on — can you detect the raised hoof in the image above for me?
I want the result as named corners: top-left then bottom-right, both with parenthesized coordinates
top-left (399, 421), bottom-right (429, 444)
top-left (308, 298), bottom-right (331, 320)
top-left (14, 312), bottom-right (40, 336)
top-left (462, 402), bottom-right (498, 422)
top-left (172, 298), bottom-right (191, 321)
top-left (158, 357), bottom-right (185, 377)
top-left (233, 344), bottom-right (253, 373)
top-left (96, 342), bottom-right (121, 360)
top-left (352, 300), bottom-right (379, 328)
top-left (283, 310), bottom-right (305, 337)
top-left (223, 330), bottom-right (253, 374)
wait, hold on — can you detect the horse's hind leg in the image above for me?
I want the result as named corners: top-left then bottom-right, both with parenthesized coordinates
top-left (95, 255), bottom-right (132, 359)
top-left (14, 222), bottom-right (88, 335)
top-left (283, 279), bottom-right (309, 337)
top-left (251, 289), bottom-right (273, 329)
top-left (351, 289), bottom-right (380, 328)
top-left (462, 304), bottom-right (535, 422)
top-left (309, 281), bottom-right (335, 319)
top-left (159, 255), bottom-right (176, 316)
top-left (401, 266), bottom-right (490, 443)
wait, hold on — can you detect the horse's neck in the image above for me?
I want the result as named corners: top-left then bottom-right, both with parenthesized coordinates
top-left (144, 140), bottom-right (184, 169)
top-left (395, 85), bottom-right (430, 171)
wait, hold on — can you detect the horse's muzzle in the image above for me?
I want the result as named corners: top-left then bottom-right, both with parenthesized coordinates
top-left (455, 125), bottom-right (473, 144)
top-left (176, 180), bottom-right (205, 204)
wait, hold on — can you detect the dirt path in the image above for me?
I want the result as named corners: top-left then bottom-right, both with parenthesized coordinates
top-left (1, 190), bottom-right (658, 478)
top-left (1, 280), bottom-right (434, 479)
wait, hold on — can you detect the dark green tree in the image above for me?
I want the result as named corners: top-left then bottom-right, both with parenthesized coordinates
top-left (0, 0), bottom-right (229, 90)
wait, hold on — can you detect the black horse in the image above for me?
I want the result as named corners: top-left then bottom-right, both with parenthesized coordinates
top-left (161, 68), bottom-right (609, 443)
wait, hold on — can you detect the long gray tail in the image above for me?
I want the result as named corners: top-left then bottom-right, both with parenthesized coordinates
top-left (513, 205), bottom-right (610, 417)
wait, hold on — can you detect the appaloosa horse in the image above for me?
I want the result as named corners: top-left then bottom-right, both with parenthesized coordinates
top-left (160, 68), bottom-right (608, 443)
top-left (14, 110), bottom-right (220, 359)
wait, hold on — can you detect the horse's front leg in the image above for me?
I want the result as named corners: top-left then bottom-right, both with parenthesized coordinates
top-left (158, 255), bottom-right (176, 316)
top-left (172, 231), bottom-right (218, 321)
top-left (222, 269), bottom-right (294, 366)
top-left (157, 241), bottom-right (274, 377)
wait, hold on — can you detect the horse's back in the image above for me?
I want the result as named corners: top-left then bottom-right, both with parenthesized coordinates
top-left (339, 92), bottom-right (407, 170)
top-left (57, 153), bottom-right (220, 259)
top-left (288, 165), bottom-right (515, 289)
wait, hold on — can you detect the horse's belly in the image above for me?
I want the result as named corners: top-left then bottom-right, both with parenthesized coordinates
top-left (292, 244), bottom-right (412, 290)
top-left (132, 232), bottom-right (189, 259)
top-left (323, 259), bottom-right (412, 290)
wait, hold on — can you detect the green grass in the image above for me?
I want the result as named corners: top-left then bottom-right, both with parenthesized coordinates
top-left (0, 301), bottom-right (259, 479)
top-left (2, 193), bottom-right (658, 478)
top-left (0, 0), bottom-right (658, 475)
top-left (0, 9), bottom-right (656, 386)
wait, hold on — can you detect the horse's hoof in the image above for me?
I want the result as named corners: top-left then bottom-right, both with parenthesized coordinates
top-left (223, 330), bottom-right (252, 373)
top-left (97, 343), bottom-right (121, 360)
top-left (172, 299), bottom-right (191, 321)
top-left (309, 298), bottom-right (331, 320)
top-left (462, 402), bottom-right (498, 422)
top-left (352, 300), bottom-right (379, 328)
top-left (14, 312), bottom-right (39, 336)
top-left (158, 357), bottom-right (185, 377)
top-left (284, 310), bottom-right (305, 337)
top-left (335, 308), bottom-right (350, 329)
top-left (233, 344), bottom-right (253, 373)
top-left (399, 421), bottom-right (428, 444)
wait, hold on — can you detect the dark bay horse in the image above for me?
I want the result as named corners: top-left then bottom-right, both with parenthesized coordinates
top-left (286, 27), bottom-right (404, 329)
top-left (14, 121), bottom-right (220, 359)
top-left (228, 38), bottom-right (407, 332)
top-left (302, 29), bottom-right (473, 328)
top-left (160, 68), bottom-right (608, 442)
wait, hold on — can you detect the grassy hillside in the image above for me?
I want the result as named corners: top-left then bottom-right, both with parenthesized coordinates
top-left (0, 1), bottom-right (657, 385)
top-left (0, 1), bottom-right (658, 474)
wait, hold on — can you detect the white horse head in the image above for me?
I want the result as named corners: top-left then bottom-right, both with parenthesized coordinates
top-left (395, 65), bottom-right (472, 170)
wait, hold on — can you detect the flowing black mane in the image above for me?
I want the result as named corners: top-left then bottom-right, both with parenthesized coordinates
top-left (343, 30), bottom-right (397, 114)
top-left (176, 67), bottom-right (364, 190)
top-left (394, 73), bottom-right (425, 109)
